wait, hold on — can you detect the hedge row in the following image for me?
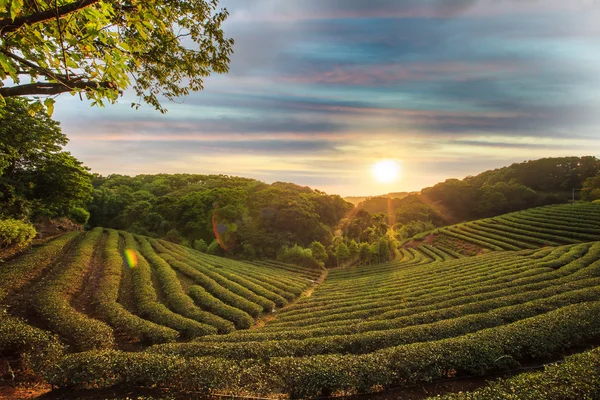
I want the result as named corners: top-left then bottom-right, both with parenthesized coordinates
top-left (282, 252), bottom-right (530, 311)
top-left (433, 346), bottom-right (600, 399)
top-left (121, 232), bottom-right (215, 338)
top-left (198, 273), bottom-right (600, 343)
top-left (473, 220), bottom-right (561, 246)
top-left (0, 231), bottom-right (80, 302)
top-left (0, 310), bottom-right (65, 381)
top-left (266, 258), bottom-right (553, 327)
top-left (157, 250), bottom-right (263, 317)
top-left (155, 242), bottom-right (276, 311)
top-left (496, 215), bottom-right (595, 243)
top-left (92, 229), bottom-right (179, 344)
top-left (187, 285), bottom-right (255, 329)
top-left (150, 286), bottom-right (600, 360)
top-left (260, 242), bottom-right (599, 332)
top-left (159, 240), bottom-right (288, 308)
top-left (474, 220), bottom-right (561, 245)
top-left (204, 257), bottom-right (309, 295)
top-left (446, 227), bottom-right (517, 251)
top-left (136, 236), bottom-right (233, 334)
top-left (31, 228), bottom-right (115, 351)
top-left (458, 224), bottom-right (537, 250)
top-left (48, 301), bottom-right (600, 398)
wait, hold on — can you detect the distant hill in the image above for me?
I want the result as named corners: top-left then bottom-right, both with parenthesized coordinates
top-left (358, 156), bottom-right (600, 228)
top-left (344, 191), bottom-right (413, 205)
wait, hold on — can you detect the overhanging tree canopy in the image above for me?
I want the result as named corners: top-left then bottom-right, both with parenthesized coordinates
top-left (0, 0), bottom-right (234, 112)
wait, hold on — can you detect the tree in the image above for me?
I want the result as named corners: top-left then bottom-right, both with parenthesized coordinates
top-left (193, 238), bottom-right (208, 253)
top-left (335, 242), bottom-right (349, 267)
top-left (582, 175), bottom-right (600, 201)
top-left (309, 241), bottom-right (327, 264)
top-left (0, 0), bottom-right (234, 113)
top-left (378, 237), bottom-right (389, 263)
top-left (348, 239), bottom-right (359, 260)
top-left (0, 98), bottom-right (92, 218)
top-left (358, 242), bottom-right (371, 265)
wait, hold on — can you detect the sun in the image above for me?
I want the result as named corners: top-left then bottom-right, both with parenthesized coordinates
top-left (371, 159), bottom-right (401, 183)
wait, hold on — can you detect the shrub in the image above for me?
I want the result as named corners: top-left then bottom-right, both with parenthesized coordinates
top-left (278, 244), bottom-right (323, 270)
top-left (0, 218), bottom-right (36, 255)
top-left (0, 310), bottom-right (65, 381)
top-left (193, 239), bottom-right (208, 252)
top-left (68, 206), bottom-right (90, 225)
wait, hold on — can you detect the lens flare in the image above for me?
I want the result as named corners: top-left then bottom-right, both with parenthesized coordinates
top-left (124, 248), bottom-right (138, 268)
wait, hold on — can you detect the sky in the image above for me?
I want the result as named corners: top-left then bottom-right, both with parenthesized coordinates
top-left (54, 0), bottom-right (600, 196)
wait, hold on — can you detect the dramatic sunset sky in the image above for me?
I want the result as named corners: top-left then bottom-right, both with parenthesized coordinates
top-left (54, 0), bottom-right (600, 196)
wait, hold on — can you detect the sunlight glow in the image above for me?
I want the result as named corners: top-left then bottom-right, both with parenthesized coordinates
top-left (371, 159), bottom-right (401, 183)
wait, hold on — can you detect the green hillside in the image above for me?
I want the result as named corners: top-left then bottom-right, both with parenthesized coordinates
top-left (404, 203), bottom-right (600, 257)
top-left (2, 204), bottom-right (600, 398)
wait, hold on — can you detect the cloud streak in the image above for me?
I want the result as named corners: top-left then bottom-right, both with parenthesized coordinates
top-left (53, 0), bottom-right (600, 196)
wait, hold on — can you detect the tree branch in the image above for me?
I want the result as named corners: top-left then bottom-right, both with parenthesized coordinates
top-left (0, 49), bottom-right (73, 82)
top-left (0, 0), bottom-right (100, 35)
top-left (0, 80), bottom-right (117, 97)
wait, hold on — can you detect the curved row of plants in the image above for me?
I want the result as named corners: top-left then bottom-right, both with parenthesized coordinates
top-left (47, 300), bottom-right (600, 398)
top-left (409, 203), bottom-right (600, 256)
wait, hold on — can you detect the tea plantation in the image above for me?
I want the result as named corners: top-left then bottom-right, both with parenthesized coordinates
top-left (2, 203), bottom-right (600, 399)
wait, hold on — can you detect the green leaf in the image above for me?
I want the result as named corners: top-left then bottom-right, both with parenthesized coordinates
top-left (9, 0), bottom-right (23, 21)
top-left (44, 98), bottom-right (55, 117)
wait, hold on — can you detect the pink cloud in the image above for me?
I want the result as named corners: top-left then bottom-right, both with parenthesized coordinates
top-left (280, 61), bottom-right (528, 86)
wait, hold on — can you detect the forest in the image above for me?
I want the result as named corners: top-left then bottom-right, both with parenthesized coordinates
top-left (3, 98), bottom-right (600, 268)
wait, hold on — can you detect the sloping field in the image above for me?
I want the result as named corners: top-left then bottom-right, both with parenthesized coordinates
top-left (1, 204), bottom-right (600, 399)
top-left (406, 203), bottom-right (600, 258)
top-left (0, 229), bottom-right (320, 352)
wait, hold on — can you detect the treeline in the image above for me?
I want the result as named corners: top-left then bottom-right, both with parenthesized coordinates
top-left (355, 157), bottom-right (600, 239)
top-left (0, 99), bottom-right (93, 257)
top-left (0, 99), bottom-right (92, 222)
top-left (88, 175), bottom-right (353, 261)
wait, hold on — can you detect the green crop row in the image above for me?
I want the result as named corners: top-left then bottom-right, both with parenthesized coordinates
top-left (155, 243), bottom-right (276, 311)
top-left (472, 220), bottom-right (561, 246)
top-left (121, 232), bottom-right (215, 338)
top-left (0, 231), bottom-right (80, 302)
top-left (136, 236), bottom-right (232, 334)
top-left (262, 243), bottom-right (599, 331)
top-left (459, 224), bottom-right (537, 250)
top-left (47, 301), bottom-right (600, 398)
top-left (198, 269), bottom-right (600, 344)
top-left (150, 285), bottom-right (600, 360)
top-left (415, 245), bottom-right (445, 262)
top-left (156, 250), bottom-right (263, 317)
top-left (31, 228), bottom-right (115, 351)
top-left (268, 258), bottom-right (549, 326)
top-left (201, 256), bottom-right (309, 295)
top-left (498, 215), bottom-right (598, 242)
top-left (0, 310), bottom-right (65, 381)
top-left (441, 229), bottom-right (504, 251)
top-left (274, 253), bottom-right (540, 318)
top-left (187, 285), bottom-right (255, 329)
top-left (92, 230), bottom-right (179, 344)
top-left (433, 346), bottom-right (600, 400)
top-left (158, 241), bottom-right (288, 307)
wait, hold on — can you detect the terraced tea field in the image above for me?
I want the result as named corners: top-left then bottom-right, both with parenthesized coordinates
top-left (405, 203), bottom-right (600, 258)
top-left (2, 203), bottom-right (600, 399)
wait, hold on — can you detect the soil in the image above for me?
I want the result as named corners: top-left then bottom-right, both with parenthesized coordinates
top-left (70, 232), bottom-right (108, 320)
